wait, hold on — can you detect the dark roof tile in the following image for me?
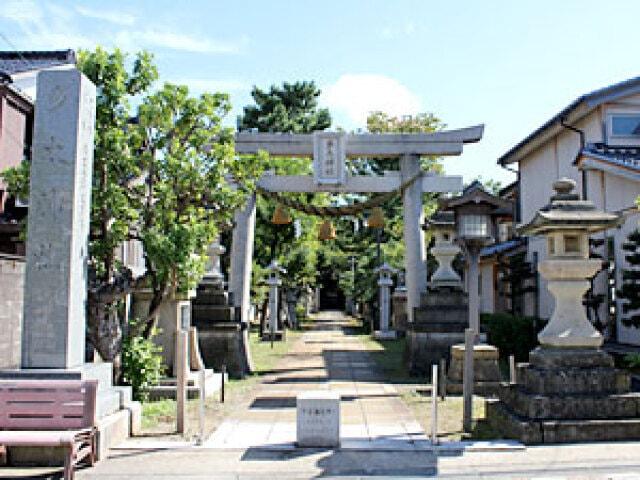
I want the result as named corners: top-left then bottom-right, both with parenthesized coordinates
top-left (0, 50), bottom-right (76, 76)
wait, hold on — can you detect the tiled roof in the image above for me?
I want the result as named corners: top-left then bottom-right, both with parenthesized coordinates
top-left (0, 50), bottom-right (76, 76)
top-left (581, 143), bottom-right (640, 171)
top-left (480, 237), bottom-right (526, 258)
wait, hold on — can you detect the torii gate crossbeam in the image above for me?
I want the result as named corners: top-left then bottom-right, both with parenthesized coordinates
top-left (228, 125), bottom-right (484, 326)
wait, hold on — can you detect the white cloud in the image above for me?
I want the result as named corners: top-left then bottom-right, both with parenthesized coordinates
top-left (321, 74), bottom-right (421, 127)
top-left (0, 1), bottom-right (243, 55)
top-left (0, 0), bottom-right (94, 50)
top-left (0, 0), bottom-right (43, 23)
top-left (170, 78), bottom-right (248, 93)
top-left (404, 21), bottom-right (416, 36)
top-left (75, 5), bottom-right (136, 26)
top-left (116, 30), bottom-right (247, 54)
top-left (380, 21), bottom-right (420, 40)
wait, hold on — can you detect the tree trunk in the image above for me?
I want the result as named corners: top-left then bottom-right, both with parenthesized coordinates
top-left (87, 296), bottom-right (123, 382)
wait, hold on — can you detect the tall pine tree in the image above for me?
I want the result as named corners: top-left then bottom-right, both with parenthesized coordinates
top-left (619, 229), bottom-right (640, 328)
top-left (237, 81), bottom-right (331, 133)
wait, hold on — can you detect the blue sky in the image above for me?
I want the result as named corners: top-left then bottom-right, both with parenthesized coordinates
top-left (2, 0), bottom-right (640, 186)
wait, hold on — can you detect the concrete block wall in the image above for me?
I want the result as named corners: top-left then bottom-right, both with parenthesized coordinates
top-left (0, 256), bottom-right (25, 369)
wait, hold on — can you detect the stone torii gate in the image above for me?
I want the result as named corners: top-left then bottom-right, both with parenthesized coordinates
top-left (228, 126), bottom-right (484, 325)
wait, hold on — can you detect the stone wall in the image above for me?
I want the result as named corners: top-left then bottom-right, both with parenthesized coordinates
top-left (0, 256), bottom-right (25, 368)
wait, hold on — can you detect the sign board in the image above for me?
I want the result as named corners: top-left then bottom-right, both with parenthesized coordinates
top-left (296, 391), bottom-right (340, 447)
top-left (313, 131), bottom-right (346, 185)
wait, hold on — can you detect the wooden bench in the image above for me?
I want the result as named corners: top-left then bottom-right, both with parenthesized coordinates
top-left (0, 380), bottom-right (98, 480)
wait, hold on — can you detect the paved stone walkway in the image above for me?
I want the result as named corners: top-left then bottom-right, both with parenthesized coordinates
top-left (205, 311), bottom-right (429, 450)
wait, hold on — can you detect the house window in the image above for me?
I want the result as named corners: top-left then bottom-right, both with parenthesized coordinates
top-left (609, 114), bottom-right (640, 139)
top-left (458, 214), bottom-right (490, 238)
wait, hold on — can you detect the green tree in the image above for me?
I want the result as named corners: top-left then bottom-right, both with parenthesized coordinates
top-left (2, 47), bottom-right (257, 376)
top-left (238, 81), bottom-right (331, 133)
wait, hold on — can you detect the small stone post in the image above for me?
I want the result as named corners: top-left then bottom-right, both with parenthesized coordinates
top-left (176, 330), bottom-right (188, 434)
top-left (266, 261), bottom-right (286, 339)
top-left (374, 263), bottom-right (397, 340)
top-left (462, 327), bottom-right (475, 432)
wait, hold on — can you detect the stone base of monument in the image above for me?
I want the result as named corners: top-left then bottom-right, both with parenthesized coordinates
top-left (486, 347), bottom-right (640, 444)
top-left (447, 343), bottom-right (501, 395)
top-left (407, 288), bottom-right (470, 375)
top-left (147, 368), bottom-right (225, 401)
top-left (191, 277), bottom-right (252, 378)
top-left (373, 330), bottom-right (397, 340)
top-left (296, 391), bottom-right (340, 448)
top-left (196, 323), bottom-right (252, 378)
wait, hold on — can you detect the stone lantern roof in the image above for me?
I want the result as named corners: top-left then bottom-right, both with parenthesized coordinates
top-left (518, 178), bottom-right (623, 236)
top-left (422, 210), bottom-right (455, 230)
top-left (374, 262), bottom-right (397, 275)
top-left (440, 180), bottom-right (512, 213)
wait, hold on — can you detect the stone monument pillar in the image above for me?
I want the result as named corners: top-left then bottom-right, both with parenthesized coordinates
top-left (487, 179), bottom-right (640, 443)
top-left (374, 263), bottom-right (397, 340)
top-left (21, 69), bottom-right (95, 369)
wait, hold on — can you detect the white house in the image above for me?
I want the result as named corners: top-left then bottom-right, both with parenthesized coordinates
top-left (498, 76), bottom-right (640, 346)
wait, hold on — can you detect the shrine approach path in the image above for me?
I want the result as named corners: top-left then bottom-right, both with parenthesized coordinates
top-left (204, 310), bottom-right (429, 449)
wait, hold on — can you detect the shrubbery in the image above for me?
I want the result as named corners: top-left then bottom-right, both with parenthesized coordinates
top-left (481, 313), bottom-right (542, 362)
top-left (121, 326), bottom-right (165, 401)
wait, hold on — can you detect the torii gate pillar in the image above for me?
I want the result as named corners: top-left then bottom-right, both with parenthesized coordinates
top-left (401, 154), bottom-right (427, 323)
top-left (229, 193), bottom-right (256, 325)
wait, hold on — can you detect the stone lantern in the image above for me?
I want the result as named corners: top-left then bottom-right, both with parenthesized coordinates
top-left (374, 262), bottom-right (397, 340)
top-left (204, 238), bottom-right (226, 285)
top-left (266, 260), bottom-right (286, 340)
top-left (486, 178), bottom-right (640, 444)
top-left (519, 178), bottom-right (621, 348)
top-left (441, 181), bottom-right (508, 431)
top-left (426, 211), bottom-right (462, 288)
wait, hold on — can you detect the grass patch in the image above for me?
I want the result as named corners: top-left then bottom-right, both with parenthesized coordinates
top-left (142, 399), bottom-right (176, 429)
top-left (400, 390), bottom-right (502, 441)
top-left (348, 322), bottom-right (422, 384)
top-left (140, 325), bottom-right (305, 437)
top-left (249, 327), bottom-right (302, 374)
